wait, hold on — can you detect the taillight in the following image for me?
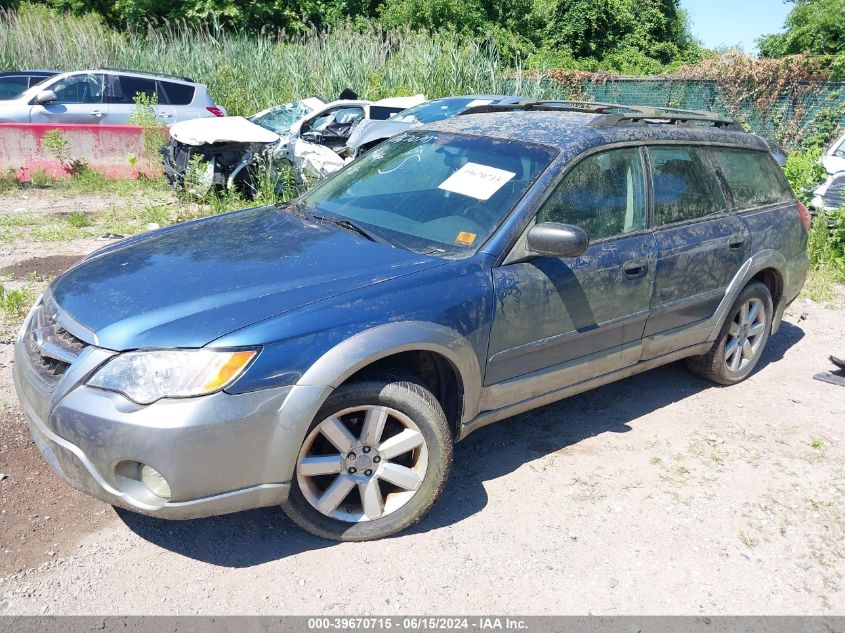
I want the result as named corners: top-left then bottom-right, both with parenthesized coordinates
top-left (206, 106), bottom-right (225, 117)
top-left (797, 201), bottom-right (812, 233)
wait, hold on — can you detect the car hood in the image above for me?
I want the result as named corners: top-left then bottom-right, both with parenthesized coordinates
top-left (49, 206), bottom-right (444, 350)
top-left (346, 119), bottom-right (415, 150)
top-left (169, 116), bottom-right (280, 145)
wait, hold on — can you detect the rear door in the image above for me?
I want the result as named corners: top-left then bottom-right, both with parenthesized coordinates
top-left (29, 73), bottom-right (107, 124)
top-left (103, 74), bottom-right (160, 125)
top-left (486, 146), bottom-right (656, 386)
top-left (641, 145), bottom-right (749, 357)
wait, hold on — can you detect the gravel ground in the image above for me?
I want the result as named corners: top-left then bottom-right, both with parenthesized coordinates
top-left (0, 189), bottom-right (843, 615)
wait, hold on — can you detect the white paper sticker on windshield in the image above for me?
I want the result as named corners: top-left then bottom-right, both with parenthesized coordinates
top-left (438, 162), bottom-right (515, 201)
top-left (465, 99), bottom-right (493, 109)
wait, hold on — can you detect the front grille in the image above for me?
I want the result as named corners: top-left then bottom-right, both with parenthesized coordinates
top-left (24, 301), bottom-right (89, 386)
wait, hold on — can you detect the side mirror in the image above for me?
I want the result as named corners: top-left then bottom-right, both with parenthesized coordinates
top-left (35, 89), bottom-right (57, 105)
top-left (526, 222), bottom-right (588, 258)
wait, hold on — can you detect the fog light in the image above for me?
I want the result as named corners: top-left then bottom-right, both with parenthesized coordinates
top-left (140, 465), bottom-right (171, 500)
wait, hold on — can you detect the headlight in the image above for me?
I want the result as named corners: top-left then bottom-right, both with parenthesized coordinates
top-left (88, 349), bottom-right (257, 404)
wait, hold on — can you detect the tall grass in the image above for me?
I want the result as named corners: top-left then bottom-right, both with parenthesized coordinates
top-left (0, 5), bottom-right (555, 116)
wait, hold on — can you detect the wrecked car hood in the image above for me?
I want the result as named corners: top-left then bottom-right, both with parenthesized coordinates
top-left (346, 118), bottom-right (414, 150)
top-left (170, 116), bottom-right (280, 146)
top-left (49, 206), bottom-right (443, 350)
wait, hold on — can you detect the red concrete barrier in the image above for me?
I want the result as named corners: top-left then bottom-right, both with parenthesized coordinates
top-left (0, 123), bottom-right (164, 180)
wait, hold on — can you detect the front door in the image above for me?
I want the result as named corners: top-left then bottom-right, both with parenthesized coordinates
top-left (29, 73), bottom-right (107, 124)
top-left (486, 147), bottom-right (657, 387)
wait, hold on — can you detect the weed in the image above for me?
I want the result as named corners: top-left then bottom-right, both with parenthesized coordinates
top-left (739, 530), bottom-right (759, 549)
top-left (0, 168), bottom-right (19, 192)
top-left (649, 456), bottom-right (662, 466)
top-left (0, 283), bottom-right (36, 324)
top-left (809, 437), bottom-right (827, 456)
top-left (66, 210), bottom-right (92, 228)
top-left (137, 204), bottom-right (172, 227)
top-left (29, 170), bottom-right (54, 187)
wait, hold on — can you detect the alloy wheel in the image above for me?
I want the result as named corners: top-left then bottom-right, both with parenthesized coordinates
top-left (724, 297), bottom-right (766, 373)
top-left (296, 405), bottom-right (429, 523)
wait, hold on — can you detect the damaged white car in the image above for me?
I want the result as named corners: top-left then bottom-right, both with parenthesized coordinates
top-left (162, 93), bottom-right (425, 196)
top-left (345, 95), bottom-right (530, 157)
top-left (811, 131), bottom-right (845, 212)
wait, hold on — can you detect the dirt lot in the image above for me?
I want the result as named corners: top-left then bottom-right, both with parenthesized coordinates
top-left (0, 187), bottom-right (843, 615)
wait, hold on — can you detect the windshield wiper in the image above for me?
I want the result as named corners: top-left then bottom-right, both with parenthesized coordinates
top-left (310, 213), bottom-right (383, 243)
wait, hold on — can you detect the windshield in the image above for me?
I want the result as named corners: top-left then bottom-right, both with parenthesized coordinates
top-left (392, 98), bottom-right (496, 125)
top-left (300, 131), bottom-right (555, 255)
top-left (251, 101), bottom-right (314, 134)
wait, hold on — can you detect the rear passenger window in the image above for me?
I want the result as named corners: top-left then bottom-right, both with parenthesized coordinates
top-left (107, 76), bottom-right (156, 104)
top-left (650, 147), bottom-right (725, 225)
top-left (160, 81), bottom-right (195, 105)
top-left (537, 147), bottom-right (647, 241)
top-left (0, 76), bottom-right (29, 99)
top-left (711, 148), bottom-right (793, 208)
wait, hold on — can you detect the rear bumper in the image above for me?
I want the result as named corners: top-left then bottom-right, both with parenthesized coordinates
top-left (773, 250), bottom-right (809, 333)
top-left (12, 300), bottom-right (330, 520)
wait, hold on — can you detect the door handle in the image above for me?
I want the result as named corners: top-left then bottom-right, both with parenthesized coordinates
top-left (89, 110), bottom-right (104, 118)
top-left (728, 235), bottom-right (747, 249)
top-left (623, 260), bottom-right (648, 279)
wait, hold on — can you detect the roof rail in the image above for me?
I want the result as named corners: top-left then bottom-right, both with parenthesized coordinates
top-left (459, 100), bottom-right (741, 130)
top-left (97, 67), bottom-right (194, 83)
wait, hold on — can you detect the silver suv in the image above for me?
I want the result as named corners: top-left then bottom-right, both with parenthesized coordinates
top-left (0, 68), bottom-right (225, 125)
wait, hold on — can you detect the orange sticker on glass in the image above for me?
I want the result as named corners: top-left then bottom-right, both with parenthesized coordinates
top-left (455, 231), bottom-right (477, 246)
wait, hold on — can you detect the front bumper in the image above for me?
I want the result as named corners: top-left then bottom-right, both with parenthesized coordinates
top-left (12, 300), bottom-right (330, 519)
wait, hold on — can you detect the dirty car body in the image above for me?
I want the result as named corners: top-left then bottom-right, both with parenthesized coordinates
top-left (15, 104), bottom-right (809, 539)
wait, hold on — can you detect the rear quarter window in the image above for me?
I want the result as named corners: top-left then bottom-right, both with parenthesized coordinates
top-left (160, 81), bottom-right (195, 105)
top-left (711, 148), bottom-right (794, 209)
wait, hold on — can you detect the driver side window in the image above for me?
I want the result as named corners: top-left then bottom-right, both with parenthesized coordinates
top-left (537, 148), bottom-right (647, 241)
top-left (48, 73), bottom-right (105, 104)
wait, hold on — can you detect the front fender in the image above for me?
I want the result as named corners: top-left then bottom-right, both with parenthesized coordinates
top-left (297, 320), bottom-right (483, 423)
top-left (271, 321), bottom-right (483, 484)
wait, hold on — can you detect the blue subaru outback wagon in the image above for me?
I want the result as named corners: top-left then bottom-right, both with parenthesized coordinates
top-left (14, 102), bottom-right (809, 540)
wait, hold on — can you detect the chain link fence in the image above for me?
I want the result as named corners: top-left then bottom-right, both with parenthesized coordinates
top-left (533, 77), bottom-right (845, 147)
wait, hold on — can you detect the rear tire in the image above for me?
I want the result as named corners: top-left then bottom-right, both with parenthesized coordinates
top-left (283, 375), bottom-right (452, 541)
top-left (686, 281), bottom-right (773, 385)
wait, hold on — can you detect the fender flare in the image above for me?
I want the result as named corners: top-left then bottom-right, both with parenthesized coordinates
top-left (271, 324), bottom-right (482, 483)
top-left (296, 320), bottom-right (484, 423)
top-left (706, 249), bottom-right (787, 341)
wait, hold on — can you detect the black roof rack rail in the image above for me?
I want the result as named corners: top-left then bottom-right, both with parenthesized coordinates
top-left (459, 100), bottom-right (741, 130)
top-left (97, 67), bottom-right (194, 83)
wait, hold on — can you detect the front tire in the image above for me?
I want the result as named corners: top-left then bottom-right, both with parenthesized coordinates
top-left (686, 281), bottom-right (773, 385)
top-left (283, 375), bottom-right (452, 541)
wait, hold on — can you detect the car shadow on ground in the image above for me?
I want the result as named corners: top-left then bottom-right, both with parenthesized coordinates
top-left (118, 321), bottom-right (804, 566)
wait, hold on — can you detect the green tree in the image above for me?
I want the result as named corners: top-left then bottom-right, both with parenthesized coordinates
top-left (541, 0), bottom-right (697, 69)
top-left (758, 0), bottom-right (845, 57)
